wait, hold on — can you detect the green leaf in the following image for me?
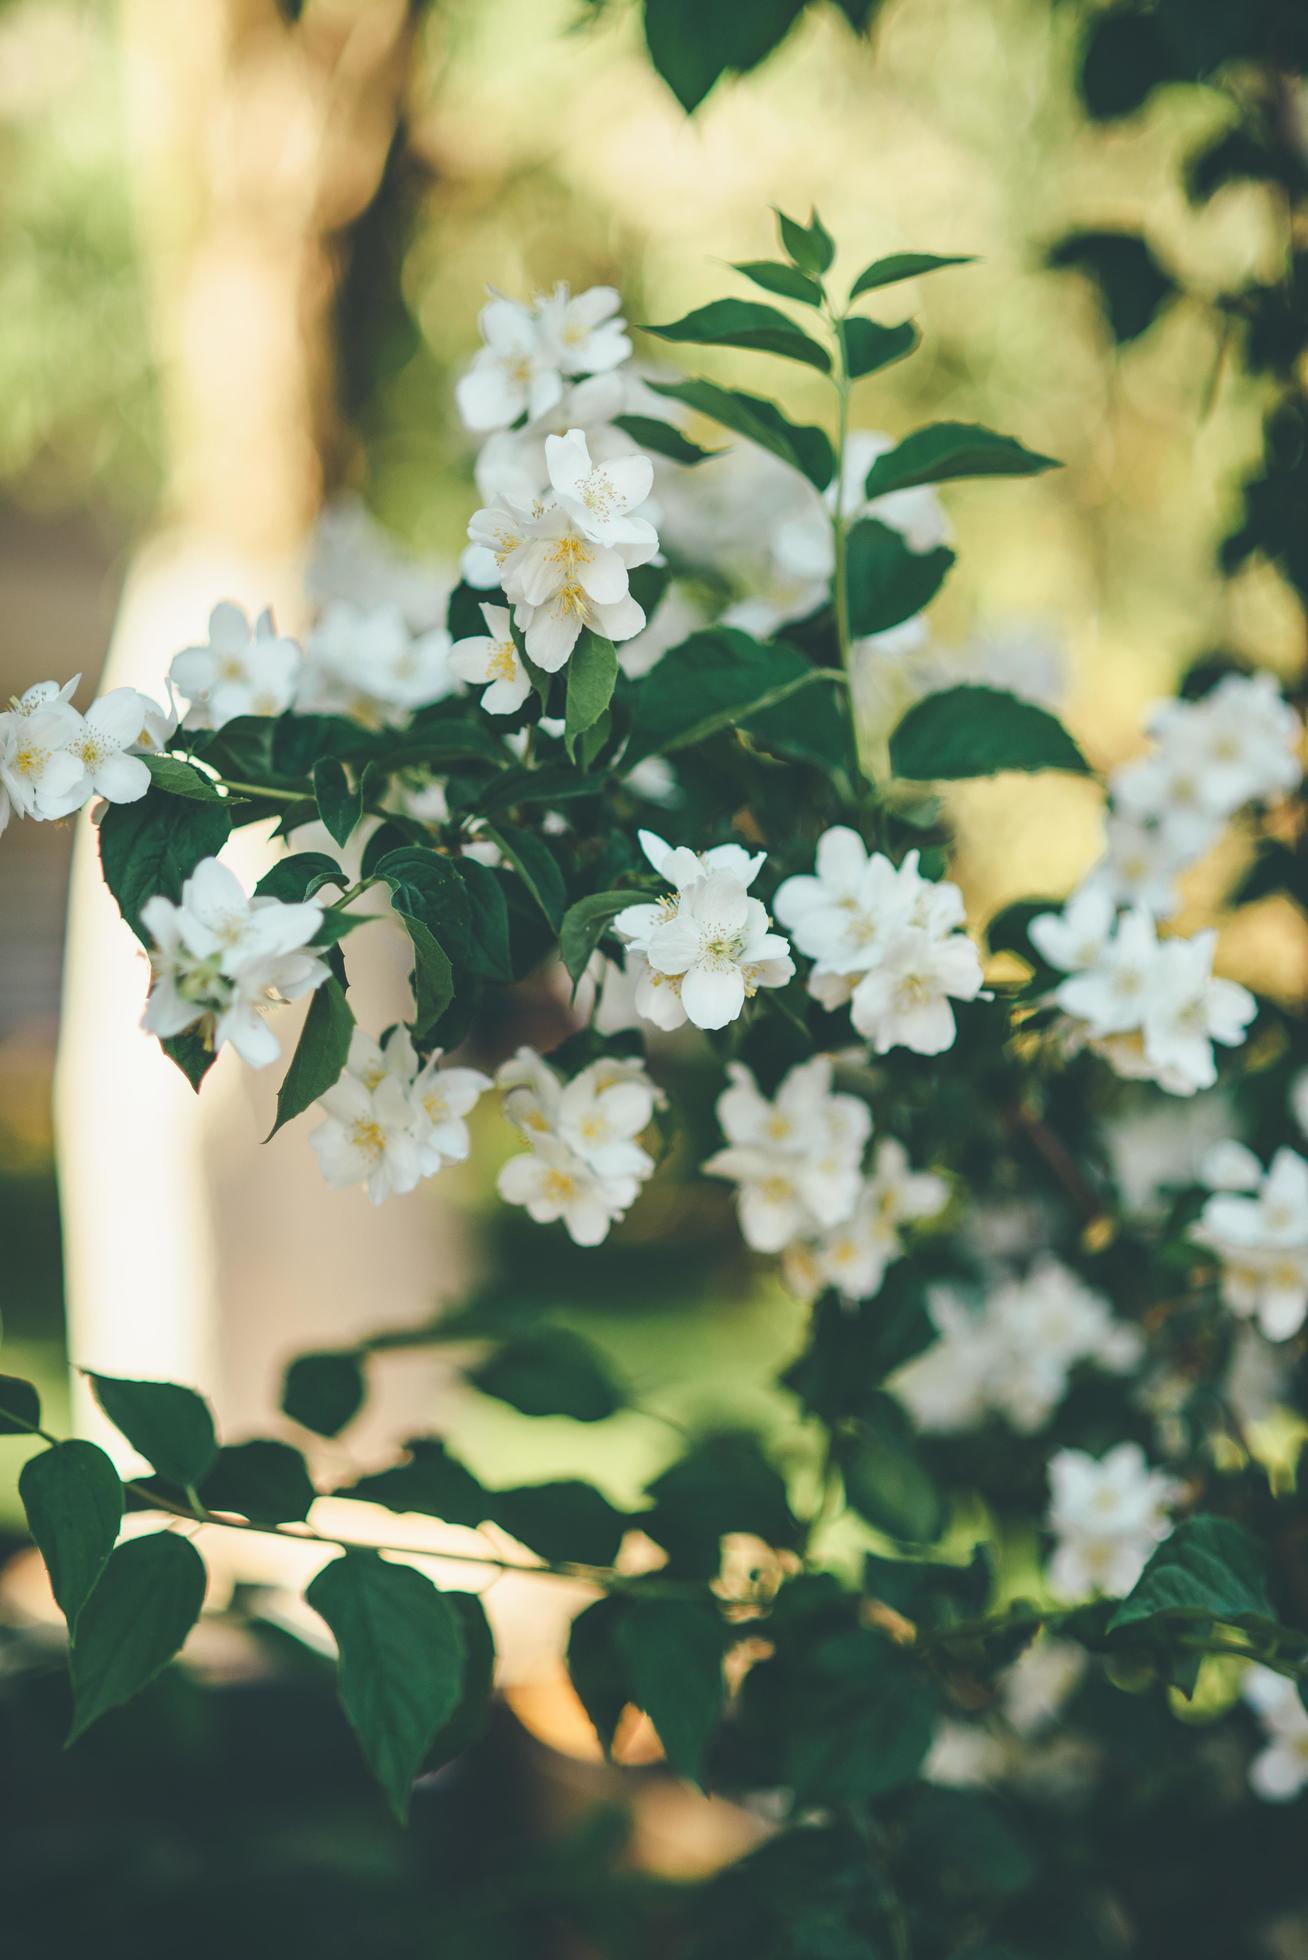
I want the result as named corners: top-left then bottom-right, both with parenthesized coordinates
top-left (642, 0), bottom-right (806, 113)
top-left (568, 1595), bottom-right (631, 1755)
top-left (426, 1592), bottom-right (496, 1771)
top-left (337, 1439), bottom-right (487, 1529)
top-left (160, 1030), bottom-right (216, 1094)
top-left (625, 627), bottom-right (839, 766)
top-left (643, 298), bottom-right (831, 372)
top-left (846, 519), bottom-right (955, 635)
top-left (199, 1440), bottom-right (317, 1525)
top-left (455, 858), bottom-right (514, 982)
top-left (99, 788), bottom-right (233, 943)
top-left (141, 754), bottom-right (226, 800)
top-left (396, 911), bottom-right (455, 1040)
top-left (564, 631), bottom-right (619, 758)
top-left (1047, 229), bottom-right (1178, 344)
top-left (471, 1329), bottom-right (623, 1423)
top-left (312, 757), bottom-right (363, 849)
top-left (775, 206), bottom-right (835, 276)
top-left (480, 823), bottom-right (566, 931)
top-left (840, 315), bottom-right (918, 378)
top-left (863, 421), bottom-right (1060, 497)
top-left (849, 251), bottom-right (974, 299)
top-left (306, 1552), bottom-right (466, 1822)
top-left (616, 1596), bottom-right (723, 1785)
top-left (559, 890), bottom-right (642, 989)
top-left (838, 1399), bottom-right (943, 1544)
top-left (889, 685), bottom-right (1090, 780)
top-left (266, 978), bottom-right (353, 1139)
top-left (645, 1433), bottom-right (800, 1578)
top-left (491, 1482), bottom-right (631, 1568)
top-left (611, 414), bottom-right (718, 465)
top-left (89, 1374), bottom-right (218, 1487)
top-left (19, 1441), bottom-right (123, 1629)
top-left (732, 259), bottom-right (824, 306)
top-left (68, 1532), bottom-right (207, 1741)
top-left (282, 1351), bottom-right (366, 1437)
top-left (647, 377), bottom-right (833, 488)
top-left (1107, 1516), bottom-right (1273, 1633)
top-left (0, 1375), bottom-right (41, 1436)
top-left (255, 852), bottom-right (348, 903)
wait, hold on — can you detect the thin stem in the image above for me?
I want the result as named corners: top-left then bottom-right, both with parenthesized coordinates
top-left (217, 778), bottom-right (306, 805)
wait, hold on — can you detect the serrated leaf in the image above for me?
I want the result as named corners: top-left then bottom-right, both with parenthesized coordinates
top-left (89, 1374), bottom-right (218, 1488)
top-left (471, 1329), bottom-right (623, 1423)
top-left (889, 685), bottom-right (1089, 780)
top-left (611, 414), bottom-right (718, 465)
top-left (849, 252), bottom-right (974, 299)
top-left (564, 631), bottom-right (619, 758)
top-left (846, 520), bottom-right (955, 635)
top-left (1107, 1516), bottom-right (1273, 1633)
top-left (732, 259), bottom-right (824, 305)
top-left (312, 757), bottom-right (363, 849)
top-left (559, 889), bottom-right (642, 988)
top-left (643, 298), bottom-right (831, 372)
top-left (306, 1552), bottom-right (465, 1821)
top-left (267, 978), bottom-right (353, 1139)
top-left (0, 1375), bottom-right (41, 1436)
top-left (68, 1532), bottom-right (207, 1741)
top-left (647, 377), bottom-right (833, 488)
top-left (199, 1440), bottom-right (317, 1525)
top-left (282, 1351), bottom-right (366, 1437)
top-left (141, 754), bottom-right (226, 800)
top-left (840, 315), bottom-right (918, 378)
top-left (864, 422), bottom-right (1060, 497)
top-left (616, 1596), bottom-right (723, 1784)
top-left (19, 1441), bottom-right (123, 1629)
top-left (99, 789), bottom-right (233, 943)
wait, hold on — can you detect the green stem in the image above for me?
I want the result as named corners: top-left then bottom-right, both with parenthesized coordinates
top-left (217, 778), bottom-right (306, 806)
top-left (825, 305), bottom-right (870, 783)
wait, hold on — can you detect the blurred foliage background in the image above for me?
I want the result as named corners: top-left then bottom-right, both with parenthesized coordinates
top-left (0, 0), bottom-right (1303, 1951)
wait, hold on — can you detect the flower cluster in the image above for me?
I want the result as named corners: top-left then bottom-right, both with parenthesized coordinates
top-left (141, 858), bottom-right (329, 1069)
top-left (1033, 901), bottom-right (1257, 1096)
top-left (611, 830), bottom-right (793, 1032)
top-left (455, 285), bottom-right (632, 435)
top-left (775, 827), bottom-right (985, 1054)
top-left (310, 1027), bottom-right (491, 1206)
top-left (0, 676), bottom-right (172, 836)
top-left (495, 1046), bottom-right (662, 1245)
top-left (1192, 1144), bottom-right (1308, 1340)
top-left (1045, 1442), bottom-right (1180, 1599)
top-left (895, 1258), bottom-right (1142, 1434)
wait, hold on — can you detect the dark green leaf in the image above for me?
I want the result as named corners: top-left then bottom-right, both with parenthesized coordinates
top-left (568, 1595), bottom-right (631, 1755)
top-left (840, 315), bottom-right (918, 378)
top-left (306, 1552), bottom-right (466, 1821)
top-left (426, 1592), bottom-right (495, 1771)
top-left (99, 789), bottom-right (233, 943)
top-left (455, 858), bottom-right (515, 982)
top-left (890, 685), bottom-right (1089, 780)
top-left (625, 627), bottom-right (838, 766)
top-left (839, 1399), bottom-right (943, 1544)
top-left (396, 910), bottom-right (455, 1039)
top-left (732, 259), bottom-right (824, 306)
top-left (1108, 1516), bottom-right (1273, 1633)
top-left (643, 298), bottom-right (831, 372)
top-left (642, 0), bottom-right (806, 113)
top-left (199, 1440), bottom-right (317, 1524)
top-left (337, 1440), bottom-right (488, 1529)
top-left (267, 978), bottom-right (353, 1139)
top-left (564, 631), bottom-right (619, 757)
top-left (864, 422), bottom-right (1060, 497)
top-left (559, 890), bottom-right (642, 988)
top-left (846, 519), bottom-right (955, 635)
top-left (480, 823), bottom-right (567, 931)
top-left (1047, 228), bottom-right (1178, 344)
top-left (647, 377), bottom-right (833, 488)
top-left (612, 414), bottom-right (718, 465)
top-left (141, 754), bottom-right (226, 800)
top-left (775, 206), bottom-right (835, 276)
top-left (255, 852), bottom-right (348, 903)
top-left (160, 1030), bottom-right (217, 1094)
top-left (0, 1375), bottom-right (41, 1436)
top-left (19, 1441), bottom-right (123, 1629)
top-left (89, 1374), bottom-right (218, 1488)
top-left (849, 251), bottom-right (974, 299)
top-left (645, 1433), bottom-right (800, 1578)
top-left (616, 1596), bottom-right (723, 1784)
top-left (784, 1281), bottom-right (935, 1423)
top-left (282, 1351), bottom-right (366, 1437)
top-left (491, 1482), bottom-right (631, 1568)
top-left (312, 757), bottom-right (363, 849)
top-left (471, 1329), bottom-right (623, 1423)
top-left (68, 1532), bottom-right (207, 1741)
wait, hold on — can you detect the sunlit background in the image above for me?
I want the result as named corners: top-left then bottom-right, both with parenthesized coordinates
top-left (0, 0), bottom-right (1304, 1947)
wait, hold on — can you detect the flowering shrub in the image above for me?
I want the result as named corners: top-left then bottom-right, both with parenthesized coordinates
top-left (3, 208), bottom-right (1308, 1950)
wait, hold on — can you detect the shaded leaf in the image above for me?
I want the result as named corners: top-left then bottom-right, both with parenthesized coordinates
top-left (99, 789), bottom-right (232, 943)
top-left (68, 1532), bottom-right (207, 1741)
top-left (89, 1374), bottom-right (218, 1488)
top-left (282, 1351), bottom-right (366, 1437)
top-left (840, 315), bottom-right (918, 379)
top-left (267, 978), bottom-right (353, 1139)
top-left (491, 1481), bottom-right (631, 1568)
top-left (732, 259), bottom-right (823, 306)
top-left (612, 414), bottom-right (718, 464)
top-left (617, 1596), bottom-right (723, 1784)
top-left (849, 251), bottom-right (974, 299)
top-left (141, 755), bottom-right (226, 800)
top-left (625, 627), bottom-right (838, 766)
top-left (643, 298), bottom-right (831, 372)
top-left (312, 757), bottom-right (363, 848)
top-left (19, 1441), bottom-right (123, 1629)
top-left (480, 823), bottom-right (567, 931)
top-left (0, 1375), bottom-right (41, 1436)
top-left (199, 1440), bottom-right (317, 1525)
top-left (776, 206), bottom-right (835, 276)
top-left (846, 519), bottom-right (955, 635)
top-left (647, 376), bottom-right (834, 488)
top-left (1108, 1516), bottom-right (1273, 1633)
top-left (559, 889), bottom-right (643, 988)
top-left (643, 0), bottom-right (807, 113)
top-left (864, 422), bottom-right (1060, 497)
top-left (890, 685), bottom-right (1089, 780)
top-left (471, 1329), bottom-right (623, 1423)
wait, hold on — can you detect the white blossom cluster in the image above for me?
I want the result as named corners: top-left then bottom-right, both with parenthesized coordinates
top-left (774, 827), bottom-right (985, 1055)
top-left (1095, 673), bottom-right (1303, 918)
top-left (495, 1046), bottom-right (663, 1245)
top-left (1044, 1442), bottom-right (1181, 1599)
top-left (455, 285), bottom-right (632, 437)
top-left (1191, 1144), bottom-right (1308, 1340)
top-left (1032, 898), bottom-right (1257, 1097)
top-left (310, 1027), bottom-right (491, 1207)
top-left (1243, 1666), bottom-right (1308, 1802)
top-left (700, 1055), bottom-right (946, 1302)
top-left (612, 829), bottom-right (794, 1032)
top-left (895, 1258), bottom-right (1142, 1435)
top-left (141, 858), bottom-right (329, 1069)
top-left (0, 675), bottom-right (173, 837)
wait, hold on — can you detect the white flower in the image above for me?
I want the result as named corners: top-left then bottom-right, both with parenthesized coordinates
top-left (642, 871), bottom-right (793, 1031)
top-left (554, 1058), bottom-right (659, 1181)
top-left (850, 925), bottom-right (984, 1055)
top-left (447, 602), bottom-right (531, 715)
top-left (140, 857), bottom-right (328, 1069)
top-left (544, 428), bottom-right (656, 553)
top-left (298, 602), bottom-right (455, 726)
top-left (1057, 908), bottom-right (1161, 1037)
top-left (1118, 674), bottom-right (1303, 831)
top-left (169, 603), bottom-right (301, 731)
top-left (999, 1638), bottom-right (1086, 1736)
top-left (1029, 886), bottom-right (1116, 974)
top-left (894, 1287), bottom-right (996, 1433)
top-left (1243, 1665), bottom-right (1308, 1801)
top-left (307, 497), bottom-right (454, 634)
top-left (1193, 1148), bottom-right (1308, 1339)
top-left (497, 1134), bottom-right (636, 1246)
top-left (0, 683), bottom-right (85, 829)
top-left (46, 688), bottom-right (156, 813)
top-left (494, 1046), bottom-right (661, 1245)
top-left (474, 373), bottom-right (631, 506)
top-left (535, 283), bottom-right (631, 376)
top-left (311, 1071), bottom-right (425, 1204)
top-left (705, 1056), bottom-right (871, 1253)
top-left (1091, 811), bottom-right (1193, 918)
top-left (796, 1138), bottom-right (948, 1302)
top-left (410, 1051), bottom-right (493, 1172)
top-left (463, 494), bottom-right (534, 592)
top-left (456, 294), bottom-right (563, 433)
top-left (1045, 1443), bottom-right (1180, 1600)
